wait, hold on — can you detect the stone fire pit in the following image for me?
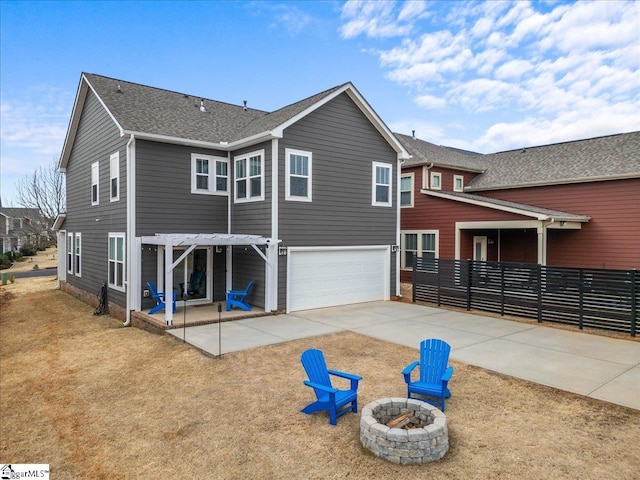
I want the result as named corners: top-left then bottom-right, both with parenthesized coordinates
top-left (360, 398), bottom-right (448, 465)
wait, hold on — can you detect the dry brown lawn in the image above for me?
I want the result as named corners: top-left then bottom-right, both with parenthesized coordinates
top-left (1, 279), bottom-right (639, 479)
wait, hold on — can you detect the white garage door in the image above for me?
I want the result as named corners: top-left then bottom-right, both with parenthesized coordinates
top-left (288, 246), bottom-right (390, 312)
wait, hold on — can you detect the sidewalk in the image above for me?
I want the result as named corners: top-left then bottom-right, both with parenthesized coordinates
top-left (167, 300), bottom-right (640, 411)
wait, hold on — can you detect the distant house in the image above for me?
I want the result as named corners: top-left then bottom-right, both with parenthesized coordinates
top-left (0, 207), bottom-right (52, 253)
top-left (397, 131), bottom-right (640, 282)
top-left (55, 73), bottom-right (409, 324)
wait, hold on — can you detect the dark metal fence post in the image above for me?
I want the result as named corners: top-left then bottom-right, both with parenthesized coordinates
top-left (578, 269), bottom-right (584, 331)
top-left (500, 262), bottom-right (505, 316)
top-left (437, 258), bottom-right (442, 307)
top-left (536, 264), bottom-right (543, 323)
top-left (466, 259), bottom-right (472, 311)
top-left (412, 256), bottom-right (417, 303)
top-left (631, 269), bottom-right (637, 337)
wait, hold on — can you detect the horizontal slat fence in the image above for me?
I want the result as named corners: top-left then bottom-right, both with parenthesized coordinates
top-left (413, 258), bottom-right (638, 336)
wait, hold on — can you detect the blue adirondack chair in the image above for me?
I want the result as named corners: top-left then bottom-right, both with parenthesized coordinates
top-left (402, 338), bottom-right (454, 412)
top-left (147, 281), bottom-right (177, 315)
top-left (300, 349), bottom-right (362, 425)
top-left (180, 269), bottom-right (206, 297)
top-left (226, 280), bottom-right (255, 311)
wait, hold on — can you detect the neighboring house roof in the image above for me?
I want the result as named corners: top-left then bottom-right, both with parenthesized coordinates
top-left (395, 133), bottom-right (486, 172)
top-left (0, 207), bottom-right (43, 218)
top-left (467, 131), bottom-right (640, 191)
top-left (422, 190), bottom-right (591, 222)
top-left (60, 73), bottom-right (408, 168)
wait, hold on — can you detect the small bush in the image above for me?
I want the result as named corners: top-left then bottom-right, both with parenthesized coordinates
top-left (20, 246), bottom-right (37, 257)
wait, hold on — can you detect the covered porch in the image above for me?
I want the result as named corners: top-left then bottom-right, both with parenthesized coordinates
top-left (131, 300), bottom-right (274, 334)
top-left (135, 233), bottom-right (280, 326)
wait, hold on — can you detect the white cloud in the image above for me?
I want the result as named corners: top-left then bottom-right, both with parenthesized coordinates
top-left (339, 0), bottom-right (428, 39)
top-left (340, 0), bottom-right (640, 152)
top-left (0, 88), bottom-right (70, 156)
top-left (414, 93), bottom-right (446, 109)
top-left (0, 86), bottom-right (72, 202)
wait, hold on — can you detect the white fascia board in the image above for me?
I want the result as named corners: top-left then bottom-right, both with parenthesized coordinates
top-left (59, 74), bottom-right (125, 169)
top-left (344, 87), bottom-right (410, 160)
top-left (268, 83), bottom-right (410, 160)
top-left (421, 189), bottom-right (549, 220)
top-left (122, 129), bottom-right (279, 151)
top-left (52, 214), bottom-right (66, 231)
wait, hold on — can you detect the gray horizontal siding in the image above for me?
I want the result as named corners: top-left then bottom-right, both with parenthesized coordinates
top-left (63, 89), bottom-right (128, 305)
top-left (229, 141), bottom-right (272, 237)
top-left (276, 92), bottom-right (399, 309)
top-left (278, 93), bottom-right (398, 246)
top-left (136, 140), bottom-right (229, 236)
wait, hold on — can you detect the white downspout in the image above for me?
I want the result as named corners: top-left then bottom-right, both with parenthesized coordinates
top-left (123, 134), bottom-right (135, 326)
top-left (226, 151), bottom-right (233, 291)
top-left (268, 138), bottom-right (279, 312)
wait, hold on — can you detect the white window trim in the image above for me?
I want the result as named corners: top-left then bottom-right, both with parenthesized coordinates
top-left (91, 161), bottom-right (99, 205)
top-left (400, 172), bottom-right (414, 208)
top-left (234, 150), bottom-right (265, 203)
top-left (401, 230), bottom-right (439, 270)
top-left (110, 152), bottom-right (120, 202)
top-left (74, 233), bottom-right (82, 277)
top-left (191, 153), bottom-right (229, 195)
top-left (430, 171), bottom-right (442, 191)
top-left (372, 161), bottom-right (393, 207)
top-left (285, 148), bottom-right (312, 202)
top-left (454, 174), bottom-right (464, 192)
top-left (108, 232), bottom-right (126, 292)
top-left (67, 232), bottom-right (73, 274)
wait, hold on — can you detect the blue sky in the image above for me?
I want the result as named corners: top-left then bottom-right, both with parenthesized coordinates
top-left (1, 0), bottom-right (639, 205)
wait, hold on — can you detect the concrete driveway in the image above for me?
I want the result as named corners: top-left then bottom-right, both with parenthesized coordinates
top-left (167, 301), bottom-right (640, 410)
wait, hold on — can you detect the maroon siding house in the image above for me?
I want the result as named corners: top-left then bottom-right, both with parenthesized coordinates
top-left (397, 131), bottom-right (640, 283)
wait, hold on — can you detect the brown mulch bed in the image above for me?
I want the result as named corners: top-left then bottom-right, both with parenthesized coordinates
top-left (1, 282), bottom-right (639, 479)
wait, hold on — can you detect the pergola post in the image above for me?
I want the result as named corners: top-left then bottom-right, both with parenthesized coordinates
top-left (164, 238), bottom-right (174, 325)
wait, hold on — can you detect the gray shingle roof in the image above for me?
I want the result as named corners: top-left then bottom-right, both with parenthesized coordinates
top-left (422, 190), bottom-right (591, 221)
top-left (85, 73), bottom-right (267, 144)
top-left (467, 131), bottom-right (640, 191)
top-left (395, 133), bottom-right (486, 172)
top-left (84, 73), bottom-right (347, 145)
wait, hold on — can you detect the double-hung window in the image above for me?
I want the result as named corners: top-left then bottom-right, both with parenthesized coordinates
top-left (67, 232), bottom-right (73, 274)
top-left (74, 233), bottom-right (82, 277)
top-left (110, 152), bottom-right (120, 201)
top-left (400, 173), bottom-right (414, 207)
top-left (401, 230), bottom-right (438, 270)
top-left (234, 150), bottom-right (264, 202)
top-left (91, 161), bottom-right (99, 205)
top-left (454, 175), bottom-right (464, 192)
top-left (372, 162), bottom-right (392, 207)
top-left (285, 148), bottom-right (312, 201)
top-left (191, 154), bottom-right (228, 195)
top-left (430, 171), bottom-right (442, 190)
top-left (108, 233), bottom-right (125, 291)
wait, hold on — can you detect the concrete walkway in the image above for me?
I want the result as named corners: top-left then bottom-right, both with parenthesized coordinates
top-left (167, 301), bottom-right (640, 411)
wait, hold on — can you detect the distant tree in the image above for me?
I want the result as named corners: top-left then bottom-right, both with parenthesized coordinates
top-left (15, 158), bottom-right (65, 225)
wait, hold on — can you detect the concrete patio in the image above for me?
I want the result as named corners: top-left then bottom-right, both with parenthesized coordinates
top-left (167, 300), bottom-right (640, 411)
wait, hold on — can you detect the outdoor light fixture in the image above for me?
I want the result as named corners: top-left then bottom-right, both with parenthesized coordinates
top-left (391, 245), bottom-right (400, 253)
top-left (278, 246), bottom-right (287, 256)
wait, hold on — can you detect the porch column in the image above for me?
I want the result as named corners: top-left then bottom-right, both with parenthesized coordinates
top-left (164, 238), bottom-right (174, 325)
top-left (537, 222), bottom-right (547, 265)
top-left (265, 243), bottom-right (278, 312)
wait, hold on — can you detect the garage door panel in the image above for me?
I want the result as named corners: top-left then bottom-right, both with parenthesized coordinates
top-left (288, 247), bottom-right (389, 312)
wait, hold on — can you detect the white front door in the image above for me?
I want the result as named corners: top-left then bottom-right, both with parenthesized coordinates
top-left (473, 236), bottom-right (487, 262)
